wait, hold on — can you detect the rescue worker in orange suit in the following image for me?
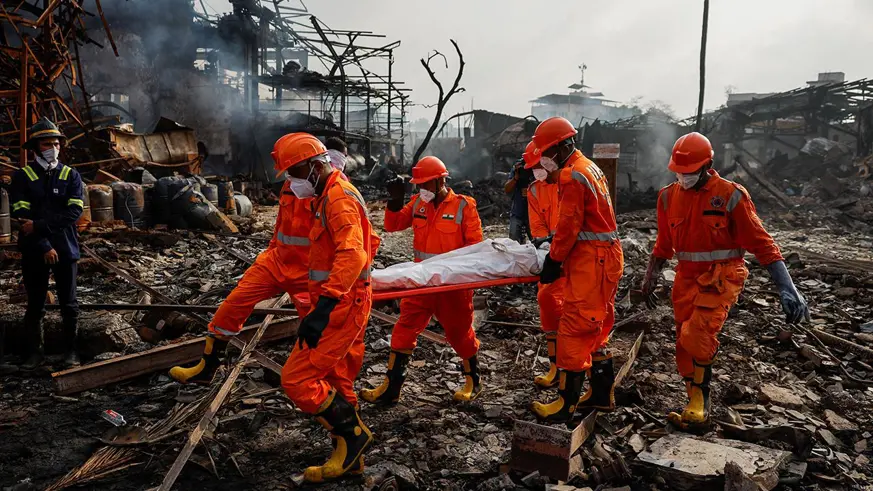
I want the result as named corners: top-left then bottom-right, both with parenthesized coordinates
top-left (523, 141), bottom-right (565, 389)
top-left (273, 133), bottom-right (379, 482)
top-left (170, 133), bottom-right (345, 384)
top-left (528, 117), bottom-right (624, 423)
top-left (360, 156), bottom-right (485, 404)
top-left (640, 132), bottom-right (809, 431)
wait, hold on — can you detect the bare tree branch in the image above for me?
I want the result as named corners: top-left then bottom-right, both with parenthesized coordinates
top-left (411, 39), bottom-right (466, 170)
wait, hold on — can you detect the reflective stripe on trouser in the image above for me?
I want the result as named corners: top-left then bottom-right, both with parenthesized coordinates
top-left (675, 249), bottom-right (744, 262)
top-left (390, 289), bottom-right (480, 360)
top-left (672, 262), bottom-right (748, 378)
top-left (414, 250), bottom-right (439, 261)
top-left (309, 268), bottom-right (371, 282)
top-left (537, 277), bottom-right (566, 333)
top-left (557, 241), bottom-right (623, 372)
top-left (209, 251), bottom-right (309, 337)
top-left (281, 287), bottom-right (372, 413)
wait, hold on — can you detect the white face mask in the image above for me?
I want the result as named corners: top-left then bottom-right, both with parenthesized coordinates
top-left (540, 156), bottom-right (559, 172)
top-left (41, 147), bottom-right (59, 164)
top-left (287, 162), bottom-right (321, 199)
top-left (533, 168), bottom-right (549, 182)
top-left (418, 188), bottom-right (436, 203)
top-left (676, 172), bottom-right (701, 190)
top-left (327, 149), bottom-right (346, 172)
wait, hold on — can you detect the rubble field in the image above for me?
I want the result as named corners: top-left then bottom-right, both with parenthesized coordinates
top-left (1, 198), bottom-right (872, 491)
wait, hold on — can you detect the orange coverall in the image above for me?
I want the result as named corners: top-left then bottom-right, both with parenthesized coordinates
top-left (209, 182), bottom-right (314, 337)
top-left (384, 190), bottom-right (484, 359)
top-left (528, 180), bottom-right (565, 334)
top-left (281, 171), bottom-right (381, 413)
top-left (550, 150), bottom-right (624, 372)
top-left (653, 170), bottom-right (783, 377)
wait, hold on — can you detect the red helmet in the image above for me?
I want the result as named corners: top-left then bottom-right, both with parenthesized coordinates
top-left (523, 141), bottom-right (540, 169)
top-left (272, 133), bottom-right (328, 177)
top-left (532, 117), bottom-right (577, 153)
top-left (668, 132), bottom-right (714, 173)
top-left (410, 156), bottom-right (449, 184)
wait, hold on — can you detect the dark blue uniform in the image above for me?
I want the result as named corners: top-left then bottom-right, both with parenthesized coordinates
top-left (10, 161), bottom-right (84, 357)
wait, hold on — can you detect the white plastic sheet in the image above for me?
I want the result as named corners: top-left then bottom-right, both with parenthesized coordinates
top-left (371, 238), bottom-right (547, 291)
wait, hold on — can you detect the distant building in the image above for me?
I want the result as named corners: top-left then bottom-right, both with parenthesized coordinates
top-left (726, 72), bottom-right (847, 107)
top-left (529, 66), bottom-right (638, 125)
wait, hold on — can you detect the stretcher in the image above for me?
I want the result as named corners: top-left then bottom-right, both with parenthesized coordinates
top-left (294, 275), bottom-right (540, 307)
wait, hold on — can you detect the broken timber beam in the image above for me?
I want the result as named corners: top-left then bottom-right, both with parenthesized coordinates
top-left (508, 332), bottom-right (644, 481)
top-left (156, 294), bottom-right (289, 491)
top-left (51, 318), bottom-right (299, 395)
top-left (732, 148), bottom-right (791, 208)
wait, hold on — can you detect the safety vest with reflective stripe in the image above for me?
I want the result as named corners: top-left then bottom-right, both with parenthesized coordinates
top-left (307, 171), bottom-right (380, 299)
top-left (267, 183), bottom-right (315, 279)
top-left (384, 189), bottom-right (483, 263)
top-left (567, 161), bottom-right (618, 243)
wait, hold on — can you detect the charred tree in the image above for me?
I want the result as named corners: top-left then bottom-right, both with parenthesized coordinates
top-left (411, 40), bottom-right (465, 170)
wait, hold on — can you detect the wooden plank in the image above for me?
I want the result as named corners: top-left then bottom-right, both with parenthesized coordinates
top-left (733, 147), bottom-right (790, 208)
top-left (157, 294), bottom-right (289, 491)
top-left (509, 332), bottom-right (646, 480)
top-left (51, 319), bottom-right (298, 395)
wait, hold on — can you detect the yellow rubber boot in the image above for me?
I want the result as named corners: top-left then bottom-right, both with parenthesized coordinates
top-left (360, 350), bottom-right (411, 405)
top-left (304, 391), bottom-right (373, 483)
top-left (667, 359), bottom-right (713, 431)
top-left (578, 352), bottom-right (616, 411)
top-left (534, 332), bottom-right (559, 388)
top-left (531, 370), bottom-right (584, 423)
top-left (453, 355), bottom-right (483, 402)
top-left (169, 334), bottom-right (227, 384)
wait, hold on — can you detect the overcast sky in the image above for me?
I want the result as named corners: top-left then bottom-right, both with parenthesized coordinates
top-left (204, 0), bottom-right (872, 122)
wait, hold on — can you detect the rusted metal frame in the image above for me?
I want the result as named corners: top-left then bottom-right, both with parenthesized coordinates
top-left (509, 332), bottom-right (645, 481)
top-left (157, 293), bottom-right (289, 491)
top-left (34, 0), bottom-right (61, 27)
top-left (18, 36), bottom-right (28, 167)
top-left (92, 0), bottom-right (118, 57)
top-left (51, 317), bottom-right (299, 395)
top-left (71, 34), bottom-right (93, 130)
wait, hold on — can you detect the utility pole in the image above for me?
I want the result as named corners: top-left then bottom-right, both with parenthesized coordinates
top-left (695, 0), bottom-right (710, 132)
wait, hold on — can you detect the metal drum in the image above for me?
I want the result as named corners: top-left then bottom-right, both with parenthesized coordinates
top-left (233, 192), bottom-right (252, 217)
top-left (216, 181), bottom-right (236, 215)
top-left (76, 183), bottom-right (91, 232)
top-left (0, 188), bottom-right (10, 243)
top-left (140, 184), bottom-right (154, 228)
top-left (88, 185), bottom-right (114, 223)
top-left (112, 182), bottom-right (145, 228)
top-left (201, 183), bottom-right (219, 209)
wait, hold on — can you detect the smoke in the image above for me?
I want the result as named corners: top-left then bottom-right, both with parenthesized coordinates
top-left (79, 0), bottom-right (248, 174)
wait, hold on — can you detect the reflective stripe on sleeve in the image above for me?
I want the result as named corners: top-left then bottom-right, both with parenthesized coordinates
top-left (455, 198), bottom-right (467, 224)
top-left (571, 170), bottom-right (596, 195)
top-left (576, 230), bottom-right (619, 242)
top-left (12, 201), bottom-right (31, 211)
top-left (67, 198), bottom-right (84, 208)
top-left (726, 188), bottom-right (744, 212)
top-left (675, 249), bottom-right (744, 262)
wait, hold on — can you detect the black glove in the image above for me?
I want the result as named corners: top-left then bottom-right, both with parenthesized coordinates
top-left (297, 296), bottom-right (340, 350)
top-left (531, 235), bottom-right (553, 249)
top-left (766, 260), bottom-right (810, 324)
top-left (539, 254), bottom-right (562, 284)
top-left (386, 177), bottom-right (406, 212)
